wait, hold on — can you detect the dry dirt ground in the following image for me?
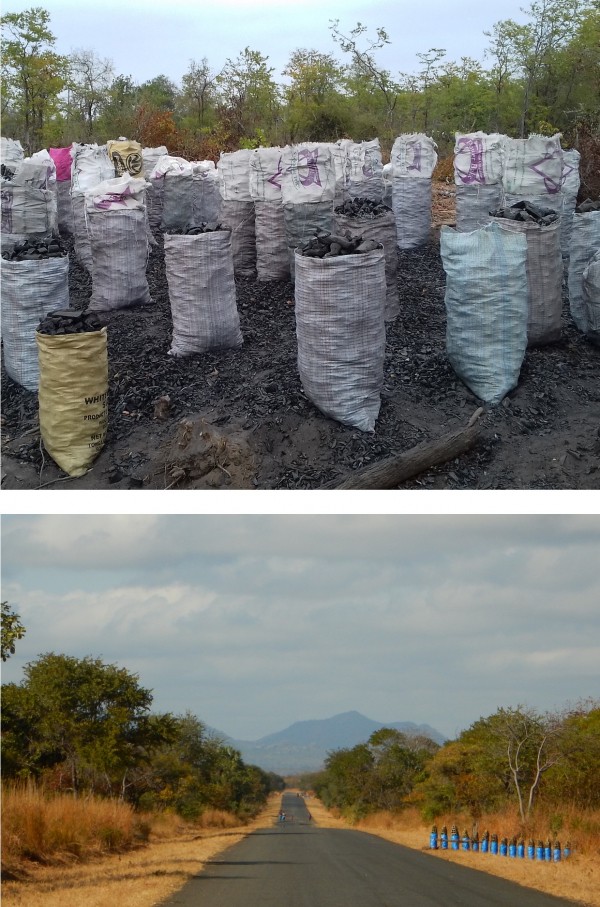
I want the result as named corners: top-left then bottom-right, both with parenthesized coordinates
top-left (2, 183), bottom-right (599, 492)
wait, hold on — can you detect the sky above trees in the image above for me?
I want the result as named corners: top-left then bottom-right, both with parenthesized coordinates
top-left (2, 514), bottom-right (598, 741)
top-left (2, 0), bottom-right (530, 85)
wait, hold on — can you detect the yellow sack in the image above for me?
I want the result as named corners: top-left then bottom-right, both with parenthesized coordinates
top-left (36, 328), bottom-right (108, 477)
top-left (107, 139), bottom-right (143, 178)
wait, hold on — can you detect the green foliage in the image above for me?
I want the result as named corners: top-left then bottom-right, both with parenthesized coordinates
top-left (1, 602), bottom-right (26, 661)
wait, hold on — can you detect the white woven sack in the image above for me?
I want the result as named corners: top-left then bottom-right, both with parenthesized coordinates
top-left (218, 149), bottom-right (253, 202)
top-left (441, 222), bottom-right (529, 405)
top-left (255, 200), bottom-right (289, 281)
top-left (392, 176), bottom-right (432, 248)
top-left (502, 134), bottom-right (563, 197)
top-left (495, 216), bottom-right (562, 345)
top-left (191, 168), bottom-right (221, 225)
top-left (71, 193), bottom-right (93, 272)
top-left (295, 247), bottom-right (386, 432)
top-left (56, 181), bottom-right (74, 234)
top-left (390, 134), bottom-right (438, 179)
top-left (334, 209), bottom-right (398, 320)
top-left (281, 144), bottom-right (337, 204)
top-left (1, 184), bottom-right (56, 242)
top-left (1, 137), bottom-right (24, 169)
top-left (568, 211), bottom-right (600, 333)
top-left (142, 146), bottom-right (168, 178)
top-left (249, 147), bottom-right (284, 202)
top-left (560, 150), bottom-right (581, 260)
top-left (161, 171), bottom-right (193, 230)
top-left (346, 139), bottom-right (384, 201)
top-left (454, 132), bottom-right (505, 186)
top-left (71, 144), bottom-right (114, 195)
top-left (455, 184), bottom-right (504, 232)
top-left (1, 255), bottom-right (69, 391)
top-left (164, 230), bottom-right (243, 356)
top-left (219, 199), bottom-right (256, 276)
top-left (87, 207), bottom-right (151, 312)
top-left (582, 250), bottom-right (600, 346)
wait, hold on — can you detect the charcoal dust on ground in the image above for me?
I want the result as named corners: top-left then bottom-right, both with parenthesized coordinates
top-left (2, 210), bottom-right (599, 491)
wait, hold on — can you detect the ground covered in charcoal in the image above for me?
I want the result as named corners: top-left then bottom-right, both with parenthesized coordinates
top-left (2, 216), bottom-right (599, 492)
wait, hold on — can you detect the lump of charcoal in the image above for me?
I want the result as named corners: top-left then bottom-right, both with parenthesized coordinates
top-left (577, 198), bottom-right (600, 213)
top-left (334, 197), bottom-right (391, 218)
top-left (1, 237), bottom-right (67, 262)
top-left (37, 309), bottom-right (104, 335)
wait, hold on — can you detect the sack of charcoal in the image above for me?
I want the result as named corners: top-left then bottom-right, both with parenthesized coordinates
top-left (36, 310), bottom-right (108, 477)
top-left (164, 225), bottom-right (243, 356)
top-left (568, 200), bottom-right (600, 336)
top-left (295, 233), bottom-right (386, 432)
top-left (85, 175), bottom-right (152, 312)
top-left (582, 249), bottom-right (600, 347)
top-left (441, 221), bottom-right (529, 405)
top-left (334, 197), bottom-right (398, 320)
top-left (1, 238), bottom-right (69, 391)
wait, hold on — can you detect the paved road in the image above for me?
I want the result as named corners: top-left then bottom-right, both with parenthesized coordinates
top-left (164, 793), bottom-right (578, 906)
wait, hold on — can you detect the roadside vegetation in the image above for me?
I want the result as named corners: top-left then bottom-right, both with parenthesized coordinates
top-left (1, 1), bottom-right (599, 196)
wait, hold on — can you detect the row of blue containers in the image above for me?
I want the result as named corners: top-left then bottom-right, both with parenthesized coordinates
top-left (429, 826), bottom-right (571, 861)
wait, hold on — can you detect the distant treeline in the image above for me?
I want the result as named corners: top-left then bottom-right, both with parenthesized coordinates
top-left (1, 1), bottom-right (598, 163)
top-left (1, 649), bottom-right (284, 820)
top-left (303, 702), bottom-right (600, 824)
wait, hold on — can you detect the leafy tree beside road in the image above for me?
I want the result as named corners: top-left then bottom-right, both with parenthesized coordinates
top-left (1, 601), bottom-right (26, 661)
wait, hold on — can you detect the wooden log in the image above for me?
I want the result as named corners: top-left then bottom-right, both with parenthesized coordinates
top-left (322, 419), bottom-right (482, 490)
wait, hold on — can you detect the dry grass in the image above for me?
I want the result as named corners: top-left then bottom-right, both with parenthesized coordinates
top-left (309, 801), bottom-right (600, 907)
top-left (1, 789), bottom-right (281, 907)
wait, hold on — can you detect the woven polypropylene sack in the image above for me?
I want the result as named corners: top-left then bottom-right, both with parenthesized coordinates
top-left (455, 184), bottom-right (504, 232)
top-left (441, 222), bottom-right (529, 405)
top-left (164, 231), bottom-right (243, 356)
top-left (106, 140), bottom-right (143, 178)
top-left (283, 200), bottom-right (334, 280)
top-left (87, 208), bottom-right (151, 312)
top-left (71, 193), bottom-right (93, 271)
top-left (219, 199), bottom-right (256, 277)
top-left (36, 327), bottom-right (108, 477)
top-left (560, 150), bottom-right (580, 260)
top-left (1, 255), bottom-right (69, 391)
top-left (161, 172), bottom-right (193, 231)
top-left (191, 173), bottom-right (222, 226)
top-left (295, 248), bottom-right (386, 432)
top-left (254, 201), bottom-right (289, 281)
top-left (568, 211), bottom-right (600, 334)
top-left (334, 209), bottom-right (398, 320)
top-left (1, 184), bottom-right (56, 247)
top-left (56, 181), bottom-right (74, 234)
top-left (392, 177), bottom-right (432, 249)
top-left (494, 216), bottom-right (563, 345)
top-left (502, 135), bottom-right (563, 197)
top-left (582, 250), bottom-right (600, 346)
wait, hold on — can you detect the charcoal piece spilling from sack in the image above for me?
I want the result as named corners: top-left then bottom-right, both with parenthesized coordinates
top-left (492, 203), bottom-right (562, 345)
top-left (568, 203), bottom-right (600, 336)
top-left (440, 222), bottom-right (529, 405)
top-left (1, 248), bottom-right (70, 391)
top-left (1, 237), bottom-right (67, 261)
top-left (295, 246), bottom-right (386, 433)
top-left (37, 309), bottom-right (104, 335)
top-left (36, 325), bottom-right (108, 477)
top-left (85, 175), bottom-right (152, 312)
top-left (164, 229), bottom-right (243, 357)
top-left (283, 200), bottom-right (334, 280)
top-left (334, 197), bottom-right (399, 321)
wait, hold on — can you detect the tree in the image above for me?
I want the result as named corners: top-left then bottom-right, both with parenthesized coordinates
top-left (282, 49), bottom-right (350, 141)
top-left (0, 7), bottom-right (67, 152)
top-left (67, 48), bottom-right (115, 138)
top-left (216, 47), bottom-right (281, 146)
top-left (181, 57), bottom-right (217, 131)
top-left (1, 601), bottom-right (26, 661)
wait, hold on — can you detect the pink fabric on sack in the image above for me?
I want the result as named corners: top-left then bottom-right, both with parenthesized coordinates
top-left (49, 147), bottom-right (73, 182)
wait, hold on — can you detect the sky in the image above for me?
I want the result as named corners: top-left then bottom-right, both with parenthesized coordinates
top-left (2, 0), bottom-right (532, 87)
top-left (2, 513), bottom-right (598, 743)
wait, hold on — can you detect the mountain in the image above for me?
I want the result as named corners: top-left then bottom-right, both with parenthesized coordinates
top-left (226, 710), bottom-right (445, 776)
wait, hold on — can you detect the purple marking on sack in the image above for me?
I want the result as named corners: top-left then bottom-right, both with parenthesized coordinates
top-left (297, 149), bottom-right (322, 187)
top-left (529, 153), bottom-right (561, 193)
top-left (406, 141), bottom-right (422, 172)
top-left (455, 137), bottom-right (486, 185)
top-left (560, 160), bottom-right (575, 189)
top-left (267, 156), bottom-right (284, 191)
top-left (1, 188), bottom-right (13, 233)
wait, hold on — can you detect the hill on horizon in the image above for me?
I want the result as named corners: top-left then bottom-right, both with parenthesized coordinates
top-left (223, 710), bottom-right (446, 776)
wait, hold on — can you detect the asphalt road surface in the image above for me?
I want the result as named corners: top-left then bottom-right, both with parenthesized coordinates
top-left (163, 793), bottom-right (579, 906)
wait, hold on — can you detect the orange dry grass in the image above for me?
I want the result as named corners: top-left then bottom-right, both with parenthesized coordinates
top-left (1, 792), bottom-right (281, 907)
top-left (311, 802), bottom-right (600, 907)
